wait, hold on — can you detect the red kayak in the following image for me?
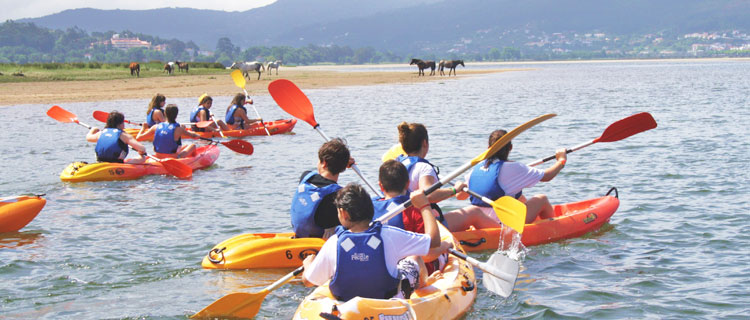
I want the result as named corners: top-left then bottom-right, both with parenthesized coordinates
top-left (124, 119), bottom-right (296, 141)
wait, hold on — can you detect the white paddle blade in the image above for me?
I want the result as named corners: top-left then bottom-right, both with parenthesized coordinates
top-left (482, 252), bottom-right (520, 298)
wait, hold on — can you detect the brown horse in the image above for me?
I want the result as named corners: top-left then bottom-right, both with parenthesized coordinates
top-left (129, 62), bottom-right (140, 77)
top-left (410, 58), bottom-right (436, 76)
top-left (175, 60), bottom-right (189, 73)
top-left (164, 62), bottom-right (174, 75)
top-left (440, 60), bottom-right (464, 76)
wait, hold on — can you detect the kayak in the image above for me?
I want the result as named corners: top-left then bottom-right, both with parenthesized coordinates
top-left (454, 188), bottom-right (620, 252)
top-left (202, 190), bottom-right (618, 270)
top-left (292, 223), bottom-right (476, 320)
top-left (60, 145), bottom-right (220, 182)
top-left (124, 119), bottom-right (297, 141)
top-left (0, 195), bottom-right (46, 232)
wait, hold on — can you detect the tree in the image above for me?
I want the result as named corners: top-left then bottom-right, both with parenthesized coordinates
top-left (215, 37), bottom-right (237, 60)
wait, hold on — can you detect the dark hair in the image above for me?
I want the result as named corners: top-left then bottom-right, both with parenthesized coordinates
top-left (318, 138), bottom-right (351, 175)
top-left (199, 95), bottom-right (212, 105)
top-left (398, 122), bottom-right (428, 154)
top-left (487, 129), bottom-right (511, 162)
top-left (165, 104), bottom-right (179, 123)
top-left (106, 111), bottom-right (125, 129)
top-left (335, 183), bottom-right (373, 222)
top-left (147, 94), bottom-right (166, 115)
top-left (227, 93), bottom-right (245, 114)
top-left (379, 160), bottom-right (408, 193)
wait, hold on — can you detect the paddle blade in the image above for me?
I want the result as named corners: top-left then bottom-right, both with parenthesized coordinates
top-left (482, 252), bottom-right (520, 298)
top-left (231, 69), bottom-right (246, 89)
top-left (47, 105), bottom-right (78, 123)
top-left (471, 114), bottom-right (556, 166)
top-left (596, 112), bottom-right (657, 143)
top-left (160, 159), bottom-right (193, 179)
top-left (92, 110), bottom-right (109, 123)
top-left (191, 290), bottom-right (268, 319)
top-left (268, 79), bottom-right (319, 127)
top-left (221, 140), bottom-right (254, 155)
top-left (492, 196), bottom-right (527, 234)
top-left (195, 120), bottom-right (214, 128)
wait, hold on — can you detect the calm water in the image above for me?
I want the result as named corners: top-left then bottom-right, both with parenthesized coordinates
top-left (1, 59), bottom-right (749, 319)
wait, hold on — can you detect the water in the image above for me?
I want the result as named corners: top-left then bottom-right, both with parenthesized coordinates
top-left (1, 59), bottom-right (749, 319)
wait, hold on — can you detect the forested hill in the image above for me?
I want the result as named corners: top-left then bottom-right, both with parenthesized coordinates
top-left (20, 0), bottom-right (750, 54)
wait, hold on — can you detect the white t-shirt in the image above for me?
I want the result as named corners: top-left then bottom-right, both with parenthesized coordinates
top-left (303, 225), bottom-right (431, 286)
top-left (467, 160), bottom-right (545, 222)
top-left (407, 161), bottom-right (438, 192)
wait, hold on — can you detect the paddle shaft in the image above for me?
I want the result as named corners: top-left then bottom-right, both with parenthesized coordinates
top-left (242, 88), bottom-right (271, 136)
top-left (527, 141), bottom-right (591, 167)
top-left (208, 113), bottom-right (226, 138)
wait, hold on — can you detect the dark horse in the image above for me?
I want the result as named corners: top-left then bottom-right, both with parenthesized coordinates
top-left (164, 62), bottom-right (174, 75)
top-left (410, 58), bottom-right (436, 76)
top-left (440, 59), bottom-right (464, 76)
top-left (129, 62), bottom-right (140, 77)
top-left (175, 60), bottom-right (189, 73)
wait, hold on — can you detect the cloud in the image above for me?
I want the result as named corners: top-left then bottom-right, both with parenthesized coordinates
top-left (0, 0), bottom-right (276, 21)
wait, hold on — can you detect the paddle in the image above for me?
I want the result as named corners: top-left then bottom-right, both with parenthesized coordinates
top-left (198, 137), bottom-right (254, 155)
top-left (528, 112), bottom-right (657, 166)
top-left (231, 69), bottom-right (271, 136)
top-left (92, 110), bottom-right (144, 127)
top-left (48, 106), bottom-right (193, 179)
top-left (267, 79), bottom-right (385, 198)
top-left (453, 185), bottom-right (527, 234)
top-left (192, 113), bottom-right (554, 319)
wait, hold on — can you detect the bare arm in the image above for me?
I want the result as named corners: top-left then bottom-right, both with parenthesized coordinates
top-left (176, 126), bottom-right (201, 139)
top-left (411, 189), bottom-right (440, 248)
top-left (541, 148), bottom-right (567, 182)
top-left (120, 133), bottom-right (146, 154)
top-left (136, 123), bottom-right (156, 140)
top-left (420, 175), bottom-right (459, 203)
top-left (85, 127), bottom-right (100, 142)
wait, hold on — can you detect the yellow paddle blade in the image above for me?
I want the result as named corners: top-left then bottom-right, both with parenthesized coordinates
top-left (381, 143), bottom-right (405, 162)
top-left (471, 114), bottom-right (556, 166)
top-left (491, 196), bottom-right (527, 234)
top-left (231, 69), bottom-right (246, 89)
top-left (191, 290), bottom-right (269, 319)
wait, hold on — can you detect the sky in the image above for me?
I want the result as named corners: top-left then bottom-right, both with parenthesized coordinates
top-left (0, 0), bottom-right (277, 22)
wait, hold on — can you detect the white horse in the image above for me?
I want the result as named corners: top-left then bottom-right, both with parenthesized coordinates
top-left (230, 61), bottom-right (265, 80)
top-left (266, 60), bottom-right (282, 75)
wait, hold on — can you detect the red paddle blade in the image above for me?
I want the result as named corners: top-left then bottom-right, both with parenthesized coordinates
top-left (196, 120), bottom-right (214, 128)
top-left (160, 159), bottom-right (193, 179)
top-left (268, 79), bottom-right (318, 127)
top-left (93, 110), bottom-right (109, 123)
top-left (47, 105), bottom-right (78, 123)
top-left (596, 112), bottom-right (657, 143)
top-left (221, 140), bottom-right (254, 155)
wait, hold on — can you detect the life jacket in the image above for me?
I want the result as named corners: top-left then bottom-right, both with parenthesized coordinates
top-left (329, 222), bottom-right (400, 301)
top-left (95, 128), bottom-right (127, 163)
top-left (290, 171), bottom-right (342, 238)
top-left (146, 106), bottom-right (163, 127)
top-left (190, 105), bottom-right (208, 132)
top-left (396, 155), bottom-right (439, 193)
top-left (468, 160), bottom-right (522, 207)
top-left (371, 194), bottom-right (408, 229)
top-left (225, 104), bottom-right (247, 127)
top-left (153, 122), bottom-right (182, 154)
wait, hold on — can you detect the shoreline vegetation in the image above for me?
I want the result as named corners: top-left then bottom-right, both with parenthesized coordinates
top-left (1, 57), bottom-right (747, 107)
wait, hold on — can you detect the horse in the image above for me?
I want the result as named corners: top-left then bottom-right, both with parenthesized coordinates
top-left (440, 59), bottom-right (464, 76)
top-left (266, 60), bottom-right (282, 75)
top-left (164, 62), bottom-right (174, 75)
top-left (230, 61), bottom-right (265, 80)
top-left (175, 60), bottom-right (189, 73)
top-left (409, 58), bottom-right (436, 76)
top-left (129, 62), bottom-right (140, 77)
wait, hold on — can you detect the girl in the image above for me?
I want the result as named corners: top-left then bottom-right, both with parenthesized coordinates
top-left (138, 104), bottom-right (201, 158)
top-left (145, 94), bottom-right (166, 128)
top-left (224, 93), bottom-right (261, 130)
top-left (86, 111), bottom-right (147, 164)
top-left (190, 94), bottom-right (229, 132)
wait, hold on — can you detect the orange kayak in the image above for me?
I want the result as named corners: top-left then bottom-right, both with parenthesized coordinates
top-left (0, 195), bottom-right (46, 232)
top-left (124, 119), bottom-right (296, 141)
top-left (454, 188), bottom-right (620, 252)
top-left (60, 145), bottom-right (220, 182)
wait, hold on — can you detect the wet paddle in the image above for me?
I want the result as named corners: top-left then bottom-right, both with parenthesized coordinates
top-left (528, 112), bottom-right (657, 166)
top-left (198, 137), bottom-right (254, 155)
top-left (192, 113), bottom-right (554, 319)
top-left (231, 69), bottom-right (271, 136)
top-left (454, 185), bottom-right (527, 234)
top-left (267, 79), bottom-right (385, 198)
top-left (48, 106), bottom-right (193, 179)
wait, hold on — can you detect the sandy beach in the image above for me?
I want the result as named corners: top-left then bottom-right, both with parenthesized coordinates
top-left (0, 67), bottom-right (513, 107)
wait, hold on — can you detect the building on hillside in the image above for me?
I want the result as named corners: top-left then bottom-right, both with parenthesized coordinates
top-left (152, 44), bottom-right (169, 52)
top-left (89, 34), bottom-right (151, 50)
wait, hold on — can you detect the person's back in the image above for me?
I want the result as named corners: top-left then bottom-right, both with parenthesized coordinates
top-left (87, 111), bottom-right (147, 164)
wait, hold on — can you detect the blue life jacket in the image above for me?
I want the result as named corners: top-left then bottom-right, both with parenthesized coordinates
top-left (225, 104), bottom-right (247, 127)
top-left (95, 128), bottom-right (127, 162)
top-left (396, 155), bottom-right (439, 192)
top-left (153, 122), bottom-right (181, 154)
top-left (291, 171), bottom-right (342, 238)
top-left (146, 107), bottom-right (163, 127)
top-left (468, 160), bottom-right (522, 207)
top-left (329, 222), bottom-right (400, 301)
top-left (190, 105), bottom-right (209, 132)
top-left (371, 194), bottom-right (408, 229)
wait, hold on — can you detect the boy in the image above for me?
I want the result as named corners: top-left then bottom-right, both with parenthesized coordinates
top-left (302, 183), bottom-right (451, 301)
